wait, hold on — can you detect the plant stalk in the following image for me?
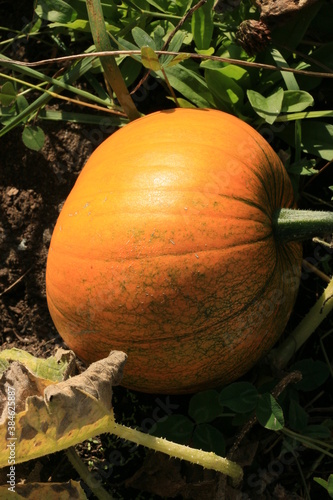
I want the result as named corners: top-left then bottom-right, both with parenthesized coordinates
top-left (273, 277), bottom-right (333, 370)
top-left (273, 208), bottom-right (333, 243)
top-left (86, 0), bottom-right (140, 121)
top-left (110, 421), bottom-right (243, 484)
top-left (66, 447), bottom-right (115, 500)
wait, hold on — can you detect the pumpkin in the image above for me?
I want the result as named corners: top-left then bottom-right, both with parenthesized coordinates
top-left (46, 108), bottom-right (303, 394)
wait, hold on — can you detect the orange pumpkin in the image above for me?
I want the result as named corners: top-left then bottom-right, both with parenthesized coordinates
top-left (46, 109), bottom-right (302, 394)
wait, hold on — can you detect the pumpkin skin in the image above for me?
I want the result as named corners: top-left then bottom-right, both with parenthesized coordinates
top-left (46, 108), bottom-right (302, 394)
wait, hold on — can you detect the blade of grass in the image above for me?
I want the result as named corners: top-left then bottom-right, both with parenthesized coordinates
top-left (0, 55), bottom-right (118, 137)
top-left (0, 54), bottom-right (114, 107)
top-left (86, 0), bottom-right (140, 121)
top-left (39, 109), bottom-right (127, 127)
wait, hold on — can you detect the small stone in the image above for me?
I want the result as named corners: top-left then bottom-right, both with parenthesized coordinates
top-left (7, 187), bottom-right (19, 197)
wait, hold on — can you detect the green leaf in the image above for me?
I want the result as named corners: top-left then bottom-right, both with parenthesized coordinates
top-left (287, 159), bottom-right (317, 176)
top-left (256, 393), bottom-right (284, 431)
top-left (191, 0), bottom-right (214, 50)
top-left (302, 424), bottom-right (331, 440)
top-left (15, 95), bottom-right (30, 123)
top-left (144, 0), bottom-right (170, 13)
top-left (192, 423), bottom-right (225, 456)
top-left (278, 121), bottom-right (333, 160)
top-left (205, 68), bottom-right (244, 107)
top-left (151, 414), bottom-right (193, 445)
top-left (141, 46), bottom-right (162, 71)
top-left (162, 30), bottom-right (187, 67)
top-left (247, 88), bottom-right (284, 124)
top-left (22, 125), bottom-right (45, 151)
top-left (311, 42), bottom-right (333, 71)
top-left (288, 399), bottom-right (308, 432)
top-left (188, 390), bottom-right (223, 424)
top-left (0, 348), bottom-right (75, 382)
top-left (132, 26), bottom-right (156, 50)
top-left (49, 19), bottom-right (90, 31)
top-left (0, 81), bottom-right (16, 106)
top-left (35, 0), bottom-right (77, 23)
top-left (314, 474), bottom-right (333, 498)
top-left (301, 122), bottom-right (333, 160)
top-left (282, 90), bottom-right (314, 113)
top-left (219, 382), bottom-right (258, 413)
top-left (163, 63), bottom-right (215, 108)
top-left (291, 359), bottom-right (330, 391)
top-left (270, 48), bottom-right (299, 91)
top-left (166, 53), bottom-right (191, 68)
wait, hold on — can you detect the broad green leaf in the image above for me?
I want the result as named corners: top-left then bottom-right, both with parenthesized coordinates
top-left (256, 394), bottom-right (284, 431)
top-left (288, 399), bottom-right (308, 432)
top-left (278, 121), bottom-right (333, 160)
top-left (35, 0), bottom-right (77, 23)
top-left (151, 414), bottom-right (193, 444)
top-left (191, 0), bottom-right (214, 50)
top-left (0, 81), bottom-right (16, 106)
top-left (152, 25), bottom-right (165, 50)
top-left (247, 88), bottom-right (284, 124)
top-left (205, 68), bottom-right (244, 106)
top-left (15, 95), bottom-right (29, 123)
top-left (49, 19), bottom-right (90, 31)
top-left (167, 30), bottom-right (187, 54)
top-left (120, 57), bottom-right (142, 86)
top-left (219, 382), bottom-right (258, 413)
top-left (132, 26), bottom-right (156, 50)
top-left (311, 42), bottom-right (333, 71)
top-left (192, 423), bottom-right (225, 456)
top-left (163, 63), bottom-right (215, 108)
top-left (0, 348), bottom-right (75, 382)
top-left (114, 36), bottom-right (142, 62)
top-left (141, 46), bottom-right (162, 71)
top-left (188, 390), bottom-right (223, 424)
top-left (145, 0), bottom-right (170, 13)
top-left (301, 122), bottom-right (333, 160)
top-left (282, 90), bottom-right (314, 113)
top-left (314, 474), bottom-right (333, 498)
top-left (22, 125), bottom-right (45, 151)
top-left (196, 47), bottom-right (215, 56)
top-left (291, 359), bottom-right (330, 391)
top-left (302, 424), bottom-right (331, 439)
top-left (287, 159), bottom-right (317, 176)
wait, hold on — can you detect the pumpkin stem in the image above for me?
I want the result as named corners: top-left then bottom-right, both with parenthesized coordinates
top-left (273, 208), bottom-right (333, 243)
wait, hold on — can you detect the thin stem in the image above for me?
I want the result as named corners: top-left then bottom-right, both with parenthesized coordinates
top-left (282, 428), bottom-right (333, 458)
top-left (66, 447), bottom-right (115, 500)
top-left (86, 0), bottom-right (140, 121)
top-left (110, 421), bottom-right (243, 484)
top-left (3, 50), bottom-right (333, 79)
top-left (273, 278), bottom-right (333, 370)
